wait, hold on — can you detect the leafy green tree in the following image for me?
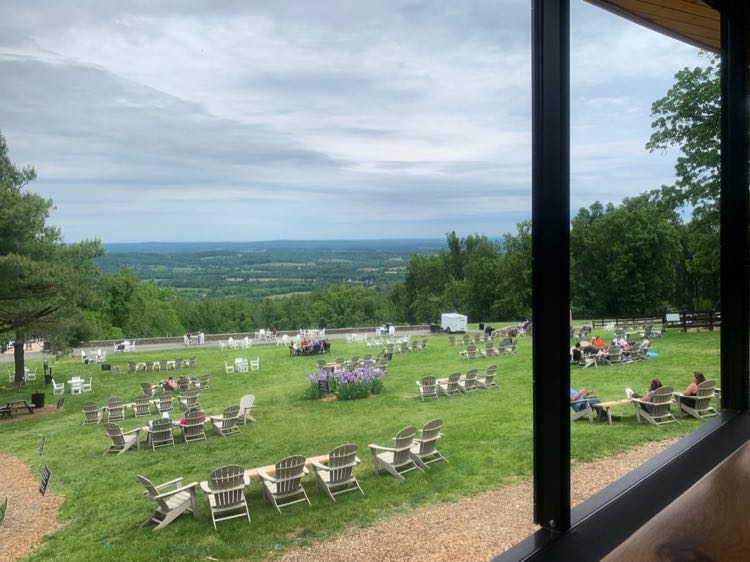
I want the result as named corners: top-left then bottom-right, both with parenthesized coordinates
top-left (646, 55), bottom-right (720, 309)
top-left (570, 197), bottom-right (681, 317)
top-left (493, 221), bottom-right (532, 321)
top-left (0, 131), bottom-right (103, 382)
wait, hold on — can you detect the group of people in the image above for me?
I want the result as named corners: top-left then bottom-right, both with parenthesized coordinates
top-left (570, 334), bottom-right (651, 365)
top-left (289, 338), bottom-right (331, 356)
top-left (571, 371), bottom-right (708, 421)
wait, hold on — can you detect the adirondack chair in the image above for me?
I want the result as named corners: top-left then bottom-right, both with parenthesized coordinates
top-left (81, 377), bottom-right (93, 393)
top-left (239, 394), bottom-right (256, 424)
top-left (632, 386), bottom-right (679, 426)
top-left (570, 396), bottom-right (595, 423)
top-left (179, 390), bottom-right (200, 410)
top-left (147, 419), bottom-right (175, 450)
top-left (369, 426), bottom-right (426, 479)
top-left (137, 475), bottom-right (198, 530)
top-left (448, 335), bottom-right (456, 347)
top-left (82, 401), bottom-right (104, 425)
top-left (484, 342), bottom-right (496, 357)
top-left (157, 393), bottom-right (173, 415)
top-left (317, 359), bottom-right (327, 369)
top-left (187, 358), bottom-right (196, 368)
top-left (104, 422), bottom-right (140, 455)
top-left (476, 369), bottom-right (497, 389)
top-left (159, 360), bottom-right (169, 372)
top-left (200, 465), bottom-right (251, 529)
top-left (128, 361), bottom-right (137, 373)
top-left (437, 373), bottom-right (462, 397)
top-left (410, 418), bottom-right (447, 467)
top-left (51, 378), bottom-right (65, 395)
top-left (398, 342), bottom-right (409, 353)
top-left (420, 339), bottom-right (428, 350)
top-left (416, 376), bottom-right (439, 400)
top-left (211, 405), bottom-right (241, 437)
top-left (133, 395), bottom-right (153, 418)
top-left (107, 398), bottom-right (125, 422)
top-left (459, 369), bottom-right (479, 393)
top-left (111, 366), bottom-right (121, 376)
top-left (177, 377), bottom-right (191, 392)
top-left (181, 410), bottom-right (207, 443)
top-left (194, 375), bottom-right (209, 390)
top-left (140, 382), bottom-right (154, 397)
top-left (461, 335), bottom-right (470, 345)
top-left (144, 361), bottom-right (155, 373)
top-left (174, 359), bottom-right (183, 370)
top-left (312, 444), bottom-right (364, 502)
top-left (410, 341), bottom-right (420, 352)
top-left (676, 380), bottom-right (719, 420)
top-left (258, 455), bottom-right (312, 513)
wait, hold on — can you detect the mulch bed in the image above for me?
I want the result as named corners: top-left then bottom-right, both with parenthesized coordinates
top-left (0, 453), bottom-right (63, 562)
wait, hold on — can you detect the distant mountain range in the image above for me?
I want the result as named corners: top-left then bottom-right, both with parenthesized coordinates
top-left (103, 239), bottom-right (447, 253)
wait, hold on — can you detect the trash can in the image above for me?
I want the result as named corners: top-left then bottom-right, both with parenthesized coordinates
top-left (43, 359), bottom-right (49, 375)
top-left (384, 352), bottom-right (393, 361)
top-left (44, 374), bottom-right (52, 385)
top-left (31, 392), bottom-right (45, 409)
top-left (101, 363), bottom-right (111, 372)
top-left (479, 323), bottom-right (485, 330)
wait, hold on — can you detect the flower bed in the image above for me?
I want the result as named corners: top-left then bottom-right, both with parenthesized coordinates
top-left (305, 366), bottom-right (385, 400)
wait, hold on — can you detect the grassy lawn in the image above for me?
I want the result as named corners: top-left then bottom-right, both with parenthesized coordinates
top-left (0, 329), bottom-right (719, 561)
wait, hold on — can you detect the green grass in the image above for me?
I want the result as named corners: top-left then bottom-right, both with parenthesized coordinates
top-left (0, 330), bottom-right (719, 561)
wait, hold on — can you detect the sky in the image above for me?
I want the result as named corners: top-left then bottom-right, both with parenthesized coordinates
top-left (0, 0), bottom-right (704, 243)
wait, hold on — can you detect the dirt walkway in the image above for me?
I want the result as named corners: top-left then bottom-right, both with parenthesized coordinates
top-left (276, 439), bottom-right (677, 562)
top-left (0, 454), bottom-right (63, 562)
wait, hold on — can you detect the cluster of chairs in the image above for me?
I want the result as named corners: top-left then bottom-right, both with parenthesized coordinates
top-left (137, 419), bottom-right (446, 531)
top-left (386, 339), bottom-right (429, 353)
top-left (127, 358), bottom-right (197, 374)
top-left (576, 342), bottom-right (651, 369)
top-left (459, 340), bottom-right (516, 360)
top-left (220, 336), bottom-right (253, 350)
top-left (105, 395), bottom-right (257, 454)
top-left (224, 357), bottom-right (260, 373)
top-left (573, 380), bottom-right (718, 427)
top-left (319, 355), bottom-right (388, 371)
top-left (448, 334), bottom-right (505, 347)
top-left (417, 366), bottom-right (497, 399)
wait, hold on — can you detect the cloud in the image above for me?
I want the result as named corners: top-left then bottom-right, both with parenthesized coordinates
top-left (0, 0), bottom-right (706, 242)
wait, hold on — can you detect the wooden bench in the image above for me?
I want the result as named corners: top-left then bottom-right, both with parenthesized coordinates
top-left (245, 455), bottom-right (329, 479)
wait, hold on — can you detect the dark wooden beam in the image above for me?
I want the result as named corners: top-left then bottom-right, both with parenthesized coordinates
top-left (531, 0), bottom-right (571, 533)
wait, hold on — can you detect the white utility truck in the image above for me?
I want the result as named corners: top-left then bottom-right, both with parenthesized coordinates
top-left (441, 312), bottom-right (468, 333)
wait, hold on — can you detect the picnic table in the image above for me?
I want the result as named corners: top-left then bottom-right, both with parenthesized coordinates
top-left (0, 400), bottom-right (36, 418)
top-left (244, 455), bottom-right (329, 480)
top-left (592, 399), bottom-right (633, 425)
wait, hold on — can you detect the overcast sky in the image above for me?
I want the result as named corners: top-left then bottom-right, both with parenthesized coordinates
top-left (0, 0), bottom-right (703, 243)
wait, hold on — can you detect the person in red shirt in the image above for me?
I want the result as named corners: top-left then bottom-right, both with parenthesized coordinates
top-left (592, 336), bottom-right (606, 349)
top-left (683, 371), bottom-right (706, 396)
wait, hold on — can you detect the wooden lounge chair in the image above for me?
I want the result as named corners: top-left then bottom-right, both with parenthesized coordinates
top-left (369, 426), bottom-right (426, 479)
top-left (476, 365), bottom-right (498, 389)
top-left (570, 397), bottom-right (595, 423)
top-left (107, 398), bottom-right (125, 422)
top-left (128, 361), bottom-right (137, 373)
top-left (312, 444), bottom-right (363, 502)
top-left (258, 455), bottom-right (312, 513)
top-left (137, 475), bottom-right (198, 531)
top-left (448, 335), bottom-right (456, 347)
top-left (632, 386), bottom-right (679, 426)
top-left (675, 380), bottom-right (719, 420)
top-left (194, 375), bottom-right (209, 390)
top-left (200, 465), bottom-right (251, 529)
top-left (147, 419), bottom-right (175, 450)
top-left (177, 377), bottom-right (191, 392)
top-left (239, 394), bottom-right (256, 424)
top-left (437, 373), bottom-right (462, 397)
top-left (82, 401), bottom-right (104, 425)
top-left (410, 419), bottom-right (447, 467)
top-left (416, 376), bottom-right (439, 400)
top-left (459, 369), bottom-right (479, 393)
top-left (181, 410), bottom-right (207, 444)
top-left (159, 360), bottom-right (169, 372)
top-left (140, 382), bottom-right (154, 397)
top-left (104, 422), bottom-right (140, 455)
top-left (133, 395), bottom-right (153, 418)
top-left (211, 405), bottom-right (241, 437)
top-left (179, 389), bottom-right (200, 410)
top-left (157, 393), bottom-right (173, 415)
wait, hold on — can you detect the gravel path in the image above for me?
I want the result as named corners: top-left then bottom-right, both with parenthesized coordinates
top-left (0, 454), bottom-right (63, 562)
top-left (275, 439), bottom-right (677, 562)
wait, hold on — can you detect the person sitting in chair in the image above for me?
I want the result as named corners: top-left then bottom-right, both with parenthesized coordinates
top-left (570, 387), bottom-right (606, 421)
top-left (626, 378), bottom-right (663, 413)
top-left (570, 342), bottom-right (583, 363)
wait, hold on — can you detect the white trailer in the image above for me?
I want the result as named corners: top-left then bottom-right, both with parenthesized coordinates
top-left (441, 313), bottom-right (468, 333)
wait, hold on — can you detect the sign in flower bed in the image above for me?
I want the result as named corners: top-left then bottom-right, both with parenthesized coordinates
top-left (305, 366), bottom-right (385, 400)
